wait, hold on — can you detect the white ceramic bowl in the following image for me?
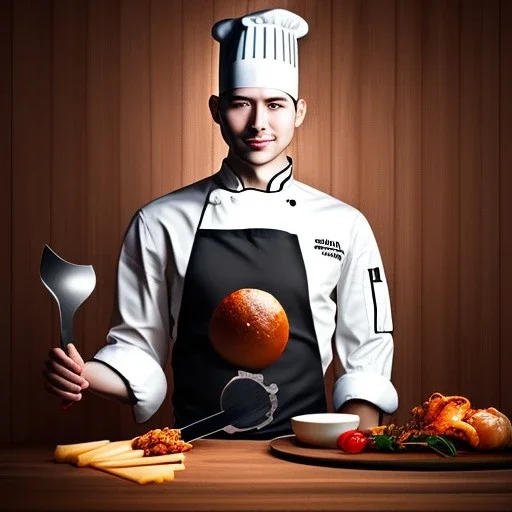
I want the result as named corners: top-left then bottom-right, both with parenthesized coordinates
top-left (291, 413), bottom-right (360, 448)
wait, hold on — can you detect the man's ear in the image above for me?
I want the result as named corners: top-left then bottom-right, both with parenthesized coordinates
top-left (294, 98), bottom-right (307, 128)
top-left (209, 95), bottom-right (220, 124)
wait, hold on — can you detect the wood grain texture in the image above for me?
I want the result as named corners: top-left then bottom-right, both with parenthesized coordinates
top-left (1, 441), bottom-right (511, 511)
top-left (459, 0), bottom-right (501, 408)
top-left (500, 0), bottom-right (512, 419)
top-left (459, 0), bottom-right (483, 405)
top-left (120, 0), bottom-right (152, 229)
top-left (0, 0), bottom-right (12, 443)
top-left (420, 0), bottom-right (461, 399)
top-left (182, 0), bottom-right (215, 184)
top-left (331, 0), bottom-right (361, 209)
top-left (478, 0), bottom-right (502, 412)
top-left (11, 0), bottom-right (53, 443)
top-left (150, 0), bottom-right (185, 197)
top-left (2, 0), bottom-right (511, 442)
top-left (50, 0), bottom-right (89, 444)
top-left (291, 0), bottom-right (332, 192)
top-left (392, 0), bottom-right (423, 423)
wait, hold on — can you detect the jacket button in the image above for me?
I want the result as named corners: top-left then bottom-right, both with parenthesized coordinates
top-left (210, 194), bottom-right (221, 205)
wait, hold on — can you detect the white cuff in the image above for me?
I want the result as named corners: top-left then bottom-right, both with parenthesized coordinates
top-left (94, 343), bottom-right (168, 423)
top-left (333, 371), bottom-right (398, 414)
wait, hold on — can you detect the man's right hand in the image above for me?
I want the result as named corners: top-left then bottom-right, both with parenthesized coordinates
top-left (43, 344), bottom-right (89, 402)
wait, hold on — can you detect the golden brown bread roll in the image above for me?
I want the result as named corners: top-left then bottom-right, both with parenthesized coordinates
top-left (466, 407), bottom-right (512, 451)
top-left (209, 288), bottom-right (289, 370)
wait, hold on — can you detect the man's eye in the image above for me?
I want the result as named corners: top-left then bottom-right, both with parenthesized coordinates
top-left (231, 102), bottom-right (250, 108)
top-left (268, 103), bottom-right (284, 110)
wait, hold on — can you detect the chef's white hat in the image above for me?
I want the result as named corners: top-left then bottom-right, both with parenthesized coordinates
top-left (212, 8), bottom-right (308, 101)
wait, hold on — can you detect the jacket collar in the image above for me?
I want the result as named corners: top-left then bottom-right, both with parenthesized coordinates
top-left (215, 157), bottom-right (294, 193)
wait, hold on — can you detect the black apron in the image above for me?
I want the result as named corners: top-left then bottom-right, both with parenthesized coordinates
top-left (171, 208), bottom-right (327, 439)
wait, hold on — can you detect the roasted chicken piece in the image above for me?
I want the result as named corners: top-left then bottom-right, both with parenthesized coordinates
top-left (410, 393), bottom-right (479, 447)
top-left (132, 427), bottom-right (193, 456)
top-left (390, 393), bottom-right (512, 451)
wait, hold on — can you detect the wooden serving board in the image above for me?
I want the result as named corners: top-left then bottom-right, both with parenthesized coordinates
top-left (269, 435), bottom-right (512, 470)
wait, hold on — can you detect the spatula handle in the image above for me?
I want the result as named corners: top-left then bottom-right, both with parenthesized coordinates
top-left (180, 410), bottom-right (228, 442)
top-left (59, 337), bottom-right (76, 411)
top-left (59, 317), bottom-right (77, 411)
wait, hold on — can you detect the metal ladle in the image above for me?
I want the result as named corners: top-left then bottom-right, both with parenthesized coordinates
top-left (40, 244), bottom-right (96, 408)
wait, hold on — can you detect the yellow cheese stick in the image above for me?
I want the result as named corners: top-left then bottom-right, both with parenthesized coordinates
top-left (92, 452), bottom-right (185, 468)
top-left (102, 449), bottom-right (145, 461)
top-left (54, 440), bottom-right (110, 463)
top-left (76, 440), bottom-right (134, 467)
top-left (171, 462), bottom-right (186, 471)
top-left (94, 463), bottom-right (180, 484)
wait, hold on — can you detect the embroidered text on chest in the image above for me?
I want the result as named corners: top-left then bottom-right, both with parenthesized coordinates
top-left (314, 238), bottom-right (345, 261)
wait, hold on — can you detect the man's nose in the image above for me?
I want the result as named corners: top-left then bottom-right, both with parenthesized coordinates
top-left (251, 104), bottom-right (268, 131)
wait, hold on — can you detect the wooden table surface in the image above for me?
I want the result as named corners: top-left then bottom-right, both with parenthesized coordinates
top-left (1, 440), bottom-right (511, 512)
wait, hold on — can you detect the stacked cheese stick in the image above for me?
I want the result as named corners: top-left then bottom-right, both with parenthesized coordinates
top-left (54, 439), bottom-right (186, 484)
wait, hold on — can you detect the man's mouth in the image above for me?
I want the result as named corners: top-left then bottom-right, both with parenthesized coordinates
top-left (244, 138), bottom-right (275, 149)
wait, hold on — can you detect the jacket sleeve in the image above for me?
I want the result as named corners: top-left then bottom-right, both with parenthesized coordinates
top-left (332, 212), bottom-right (398, 414)
top-left (93, 210), bottom-right (170, 423)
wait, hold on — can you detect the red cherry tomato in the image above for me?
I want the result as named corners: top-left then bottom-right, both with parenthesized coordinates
top-left (336, 429), bottom-right (368, 454)
top-left (336, 430), bottom-right (358, 450)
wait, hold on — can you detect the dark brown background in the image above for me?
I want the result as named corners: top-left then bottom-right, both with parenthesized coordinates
top-left (1, 0), bottom-right (510, 445)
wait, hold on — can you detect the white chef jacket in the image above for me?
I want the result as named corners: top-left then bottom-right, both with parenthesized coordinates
top-left (94, 160), bottom-right (399, 423)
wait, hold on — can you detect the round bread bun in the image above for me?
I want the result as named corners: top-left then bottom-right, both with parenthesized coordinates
top-left (209, 288), bottom-right (289, 370)
top-left (466, 408), bottom-right (512, 450)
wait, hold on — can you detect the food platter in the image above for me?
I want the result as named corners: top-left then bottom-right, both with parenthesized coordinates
top-left (269, 435), bottom-right (512, 470)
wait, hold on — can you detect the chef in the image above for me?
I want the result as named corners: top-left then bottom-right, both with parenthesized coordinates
top-left (43, 8), bottom-right (398, 437)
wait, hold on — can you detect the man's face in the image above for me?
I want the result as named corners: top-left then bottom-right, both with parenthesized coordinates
top-left (210, 87), bottom-right (307, 169)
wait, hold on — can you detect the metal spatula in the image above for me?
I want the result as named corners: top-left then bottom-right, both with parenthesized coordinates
top-left (180, 372), bottom-right (279, 442)
top-left (40, 244), bottom-right (96, 409)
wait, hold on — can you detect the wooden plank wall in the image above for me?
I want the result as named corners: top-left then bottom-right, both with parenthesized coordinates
top-left (0, 0), bottom-right (13, 444)
top-left (1, 0), bottom-right (510, 444)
